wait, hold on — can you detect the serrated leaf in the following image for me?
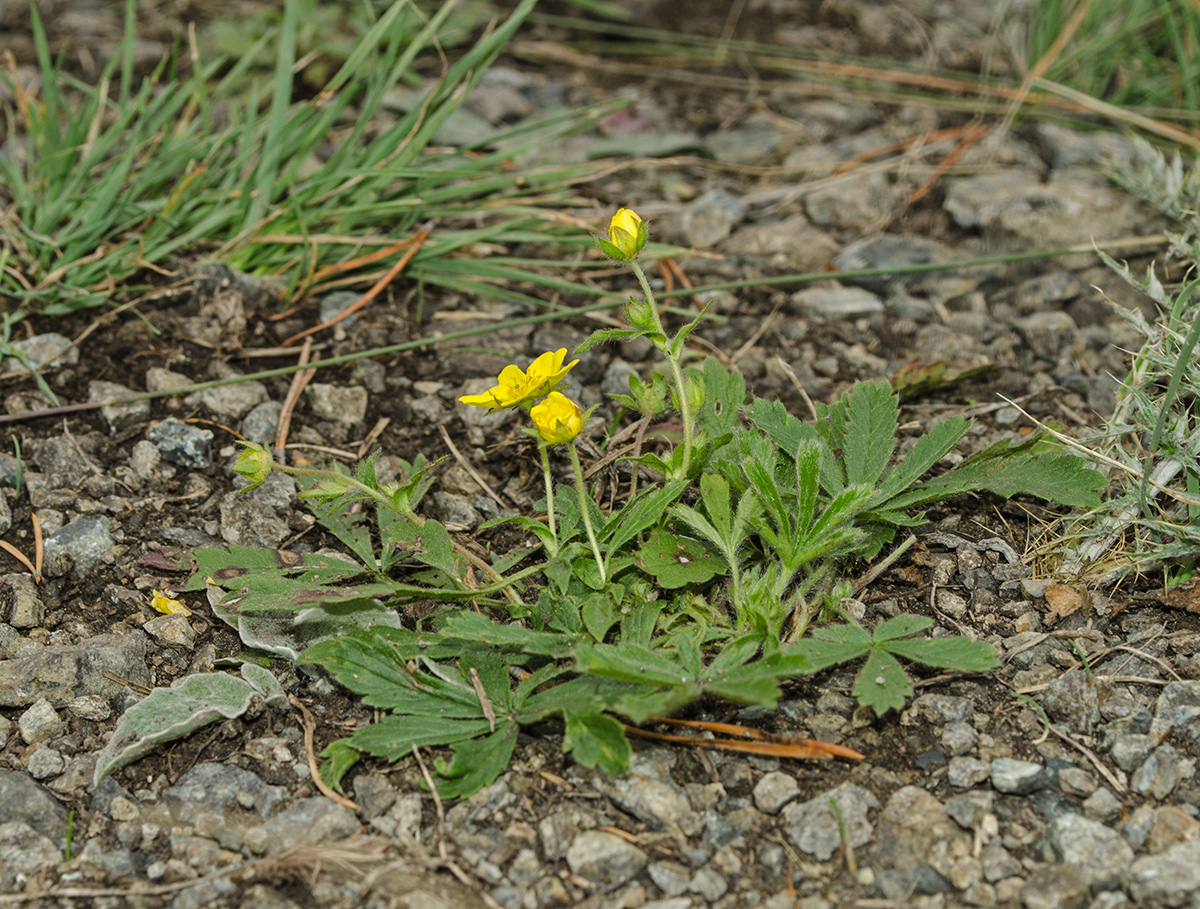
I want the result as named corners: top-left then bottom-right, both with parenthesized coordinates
top-left (300, 632), bottom-right (481, 715)
top-left (438, 610), bottom-right (576, 657)
top-left (872, 613), bottom-right (933, 642)
top-left (563, 712), bottom-right (631, 775)
top-left (875, 415), bottom-right (969, 502)
top-left (186, 545), bottom-right (365, 591)
top-left (433, 724), bottom-right (519, 799)
top-left (347, 715), bottom-right (494, 761)
top-left (853, 648), bottom-right (912, 716)
top-left (609, 684), bottom-right (696, 724)
top-left (788, 625), bottom-right (872, 672)
top-left (883, 637), bottom-right (1000, 672)
top-left (696, 357), bottom-right (745, 436)
top-left (704, 660), bottom-right (782, 706)
top-left (841, 378), bottom-right (898, 486)
top-left (582, 593), bottom-right (618, 642)
top-left (620, 600), bottom-right (662, 647)
top-left (892, 437), bottom-right (1106, 511)
top-left (699, 472), bottom-right (732, 540)
top-left (601, 480), bottom-right (688, 550)
top-left (94, 664), bottom-right (287, 784)
top-left (576, 641), bottom-right (698, 687)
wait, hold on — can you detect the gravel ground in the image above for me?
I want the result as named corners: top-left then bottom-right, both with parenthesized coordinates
top-left (2, 2), bottom-right (1200, 908)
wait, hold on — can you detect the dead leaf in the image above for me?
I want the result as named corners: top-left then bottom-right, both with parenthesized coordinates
top-left (1044, 583), bottom-right (1087, 622)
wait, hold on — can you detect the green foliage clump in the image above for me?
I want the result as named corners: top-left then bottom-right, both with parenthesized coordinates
top-left (179, 341), bottom-right (1099, 796)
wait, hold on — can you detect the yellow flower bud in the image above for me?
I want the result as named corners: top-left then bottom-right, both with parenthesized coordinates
top-left (530, 392), bottom-right (584, 445)
top-left (598, 207), bottom-right (647, 261)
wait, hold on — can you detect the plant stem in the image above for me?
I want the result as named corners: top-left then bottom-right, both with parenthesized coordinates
top-left (538, 441), bottom-right (558, 555)
top-left (568, 441), bottom-right (606, 584)
top-left (631, 259), bottom-right (694, 476)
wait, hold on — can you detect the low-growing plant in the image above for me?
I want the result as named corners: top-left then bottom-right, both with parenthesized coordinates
top-left (1048, 138), bottom-right (1200, 584)
top-left (143, 208), bottom-right (1106, 798)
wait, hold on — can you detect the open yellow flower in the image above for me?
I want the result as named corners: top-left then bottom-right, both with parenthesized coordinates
top-left (459, 349), bottom-right (579, 410)
top-left (530, 392), bottom-right (584, 444)
top-left (598, 207), bottom-right (647, 261)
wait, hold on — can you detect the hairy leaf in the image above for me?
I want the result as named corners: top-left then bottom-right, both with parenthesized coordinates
top-left (347, 715), bottom-right (494, 761)
top-left (884, 637), bottom-right (999, 672)
top-left (563, 712), bottom-right (631, 775)
top-left (433, 725), bottom-right (520, 799)
top-left (853, 648), bottom-right (912, 716)
top-left (94, 663), bottom-right (287, 784)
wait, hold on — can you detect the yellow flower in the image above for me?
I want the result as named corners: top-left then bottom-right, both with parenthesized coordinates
top-left (459, 349), bottom-right (579, 410)
top-left (599, 207), bottom-right (647, 260)
top-left (530, 392), bottom-right (584, 445)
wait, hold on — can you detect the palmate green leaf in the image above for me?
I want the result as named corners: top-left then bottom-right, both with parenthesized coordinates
top-left (563, 712), bottom-right (631, 776)
top-left (434, 724), bottom-right (520, 800)
top-left (874, 415), bottom-right (970, 503)
top-left (871, 613), bottom-right (933, 642)
top-left (883, 638), bottom-right (999, 672)
top-left (347, 715), bottom-right (495, 762)
top-left (853, 649), bottom-right (912, 716)
top-left (299, 632), bottom-right (483, 716)
top-left (576, 641), bottom-right (698, 687)
top-left (787, 624), bottom-right (873, 673)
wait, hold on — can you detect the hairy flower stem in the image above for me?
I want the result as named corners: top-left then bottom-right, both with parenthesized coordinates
top-left (630, 260), bottom-right (693, 476)
top-left (275, 463), bottom-right (522, 605)
top-left (568, 442), bottom-right (606, 583)
top-left (538, 441), bottom-right (559, 555)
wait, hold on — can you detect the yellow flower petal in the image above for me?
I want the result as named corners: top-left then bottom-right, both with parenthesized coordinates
top-left (530, 391), bottom-right (584, 445)
top-left (149, 589), bottom-right (192, 617)
top-left (458, 350), bottom-right (579, 410)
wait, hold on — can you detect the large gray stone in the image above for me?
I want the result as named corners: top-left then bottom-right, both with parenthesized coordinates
top-left (0, 770), bottom-right (70, 845)
top-left (42, 516), bottom-right (115, 578)
top-left (566, 830), bottom-right (647, 893)
top-left (0, 631), bottom-right (150, 707)
top-left (780, 781), bottom-right (879, 861)
top-left (1047, 813), bottom-right (1133, 891)
top-left (1127, 840), bottom-right (1200, 907)
top-left (163, 762), bottom-right (287, 822)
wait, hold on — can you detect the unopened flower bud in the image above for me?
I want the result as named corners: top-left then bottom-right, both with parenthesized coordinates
top-left (233, 442), bottom-right (273, 491)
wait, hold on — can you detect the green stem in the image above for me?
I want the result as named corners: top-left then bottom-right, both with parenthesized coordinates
top-left (281, 464), bottom-right (397, 513)
top-left (274, 463), bottom-right (523, 605)
top-left (568, 441), bottom-right (606, 584)
top-left (630, 259), bottom-right (694, 476)
top-left (538, 441), bottom-right (559, 555)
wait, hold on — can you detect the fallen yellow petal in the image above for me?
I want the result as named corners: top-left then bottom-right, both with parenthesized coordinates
top-left (149, 589), bottom-right (192, 617)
